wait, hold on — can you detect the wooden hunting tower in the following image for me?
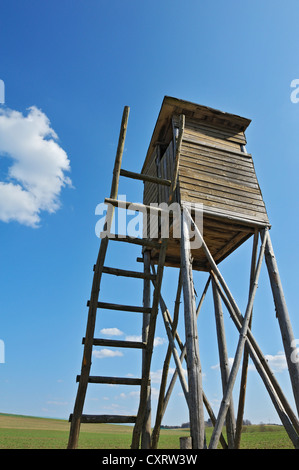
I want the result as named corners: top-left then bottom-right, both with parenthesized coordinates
top-left (68, 97), bottom-right (299, 450)
top-left (142, 96), bottom-right (269, 269)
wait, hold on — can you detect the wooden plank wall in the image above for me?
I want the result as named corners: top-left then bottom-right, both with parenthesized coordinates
top-left (158, 141), bottom-right (175, 204)
top-left (143, 147), bottom-right (158, 238)
top-left (176, 116), bottom-right (269, 226)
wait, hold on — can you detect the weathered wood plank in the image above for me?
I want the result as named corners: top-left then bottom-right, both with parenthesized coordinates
top-left (82, 338), bottom-right (147, 349)
top-left (182, 151), bottom-right (255, 175)
top-left (182, 192), bottom-right (268, 220)
top-left (107, 234), bottom-right (161, 249)
top-left (183, 127), bottom-right (242, 150)
top-left (73, 414), bottom-right (137, 424)
top-left (179, 158), bottom-right (260, 186)
top-left (88, 301), bottom-right (151, 314)
top-left (76, 375), bottom-right (142, 386)
top-left (181, 140), bottom-right (254, 167)
top-left (179, 178), bottom-right (266, 211)
top-left (120, 168), bottom-right (171, 186)
top-left (102, 266), bottom-right (156, 280)
top-left (182, 133), bottom-right (252, 158)
top-left (178, 170), bottom-right (264, 202)
top-left (185, 118), bottom-right (247, 144)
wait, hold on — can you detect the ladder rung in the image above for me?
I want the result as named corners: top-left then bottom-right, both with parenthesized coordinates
top-left (101, 233), bottom-right (161, 249)
top-left (76, 375), bottom-right (142, 385)
top-left (82, 337), bottom-right (147, 349)
top-left (69, 414), bottom-right (137, 424)
top-left (120, 168), bottom-right (171, 186)
top-left (101, 265), bottom-right (156, 280)
top-left (87, 300), bottom-right (152, 313)
top-left (105, 197), bottom-right (169, 216)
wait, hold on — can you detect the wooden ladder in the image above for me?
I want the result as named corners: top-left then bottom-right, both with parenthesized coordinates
top-left (67, 107), bottom-right (167, 449)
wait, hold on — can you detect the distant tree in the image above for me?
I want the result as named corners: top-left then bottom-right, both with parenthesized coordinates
top-left (243, 419), bottom-right (252, 425)
top-left (181, 422), bottom-right (190, 428)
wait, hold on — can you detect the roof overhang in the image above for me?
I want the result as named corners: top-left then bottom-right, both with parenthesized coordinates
top-left (142, 96), bottom-right (251, 172)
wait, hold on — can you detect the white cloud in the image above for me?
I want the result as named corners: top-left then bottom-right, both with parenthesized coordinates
top-left (154, 337), bottom-right (167, 347)
top-left (265, 351), bottom-right (287, 373)
top-left (125, 335), bottom-right (142, 342)
top-left (211, 352), bottom-right (287, 374)
top-left (211, 357), bottom-right (235, 371)
top-left (92, 349), bottom-right (123, 359)
top-left (0, 106), bottom-right (71, 227)
top-left (125, 335), bottom-right (166, 347)
top-left (150, 367), bottom-right (187, 384)
top-left (100, 328), bottom-right (124, 336)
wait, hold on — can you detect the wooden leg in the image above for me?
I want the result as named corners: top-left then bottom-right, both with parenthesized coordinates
top-left (180, 207), bottom-right (205, 449)
top-left (235, 229), bottom-right (259, 448)
top-left (264, 231), bottom-right (299, 416)
top-left (141, 250), bottom-right (152, 449)
top-left (209, 228), bottom-right (267, 449)
top-left (131, 239), bottom-right (168, 449)
top-left (151, 270), bottom-right (182, 449)
top-left (212, 279), bottom-right (236, 448)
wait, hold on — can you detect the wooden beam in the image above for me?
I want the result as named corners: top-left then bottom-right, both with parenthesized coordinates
top-left (159, 277), bottom-right (210, 414)
top-left (181, 207), bottom-right (205, 449)
top-left (212, 279), bottom-right (236, 448)
top-left (151, 270), bottom-right (182, 449)
top-left (120, 168), bottom-right (171, 186)
top-left (102, 266), bottom-right (156, 280)
top-left (235, 228), bottom-right (259, 448)
top-left (152, 276), bottom-right (228, 450)
top-left (131, 239), bottom-right (169, 449)
top-left (209, 229), bottom-right (267, 449)
top-left (76, 375), bottom-right (142, 386)
top-left (82, 338), bottom-right (146, 349)
top-left (104, 197), bottom-right (169, 215)
top-left (168, 114), bottom-right (185, 204)
top-left (74, 414), bottom-right (137, 424)
top-left (185, 207), bottom-right (299, 438)
top-left (141, 250), bottom-right (151, 449)
top-left (89, 301), bottom-right (151, 314)
top-left (263, 231), bottom-right (299, 416)
top-left (106, 234), bottom-right (161, 249)
top-left (210, 270), bottom-right (299, 439)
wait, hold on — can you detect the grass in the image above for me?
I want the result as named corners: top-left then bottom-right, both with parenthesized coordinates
top-left (0, 413), bottom-right (295, 449)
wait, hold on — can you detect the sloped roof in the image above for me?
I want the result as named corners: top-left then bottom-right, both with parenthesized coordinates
top-left (142, 96), bottom-right (251, 172)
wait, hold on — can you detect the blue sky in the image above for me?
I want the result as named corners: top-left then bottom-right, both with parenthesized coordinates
top-left (0, 0), bottom-right (299, 429)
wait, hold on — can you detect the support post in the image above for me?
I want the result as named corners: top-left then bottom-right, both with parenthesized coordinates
top-left (180, 207), bottom-right (205, 449)
top-left (235, 229), bottom-right (259, 448)
top-left (151, 271), bottom-right (182, 449)
top-left (141, 250), bottom-right (152, 449)
top-left (212, 279), bottom-right (236, 448)
top-left (209, 228), bottom-right (267, 449)
top-left (168, 114), bottom-right (185, 204)
top-left (264, 231), bottom-right (299, 416)
top-left (131, 238), bottom-right (169, 449)
top-left (211, 269), bottom-right (299, 442)
top-left (186, 208), bottom-right (299, 437)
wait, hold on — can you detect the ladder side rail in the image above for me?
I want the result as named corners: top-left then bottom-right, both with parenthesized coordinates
top-left (67, 106), bottom-right (130, 449)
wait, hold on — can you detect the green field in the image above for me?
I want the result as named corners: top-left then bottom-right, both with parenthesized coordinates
top-left (0, 414), bottom-right (294, 449)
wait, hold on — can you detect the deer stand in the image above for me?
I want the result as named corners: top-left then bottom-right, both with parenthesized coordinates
top-left (68, 98), bottom-right (299, 450)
